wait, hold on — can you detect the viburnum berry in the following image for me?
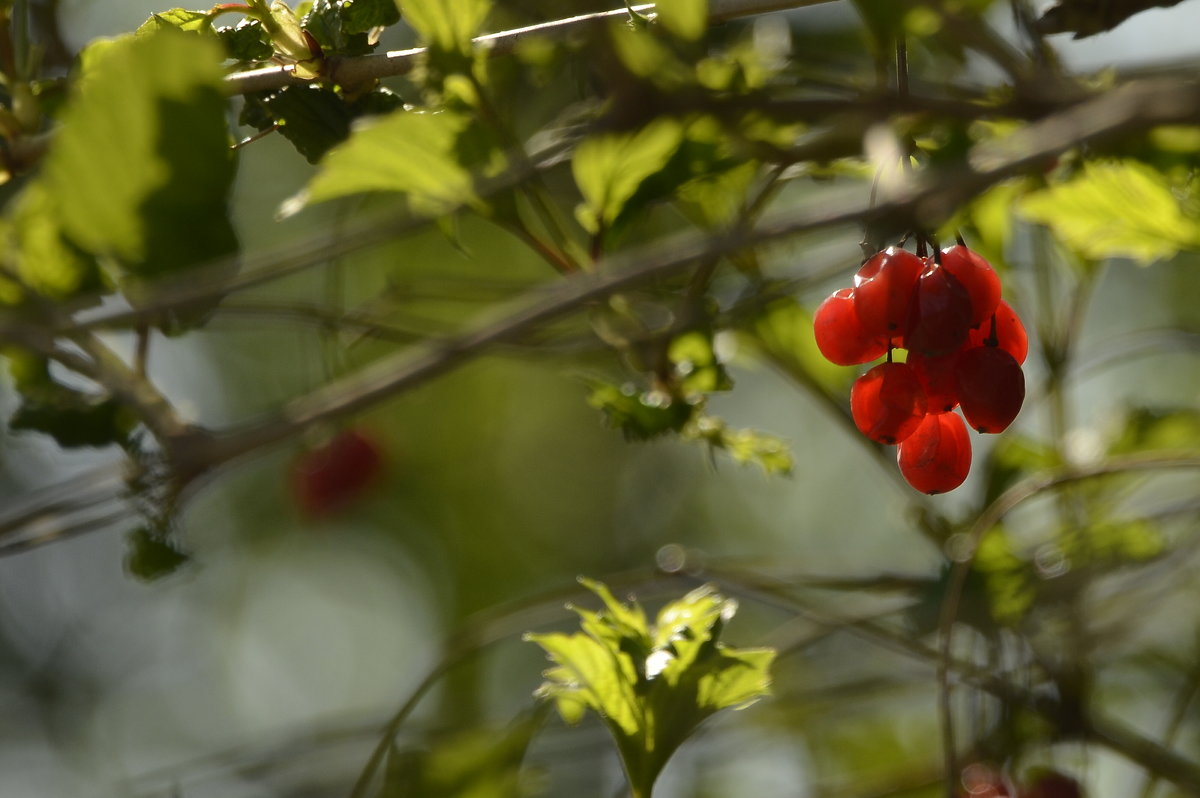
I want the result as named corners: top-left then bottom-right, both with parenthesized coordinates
top-left (290, 428), bottom-right (385, 518)
top-left (850, 361), bottom-right (927, 444)
top-left (955, 346), bottom-right (1025, 433)
top-left (904, 261), bottom-right (974, 356)
top-left (852, 246), bottom-right (925, 344)
top-left (1019, 771), bottom-right (1082, 798)
top-left (813, 288), bottom-right (888, 366)
top-left (967, 299), bottom-right (1029, 365)
top-left (907, 349), bottom-right (960, 413)
top-left (897, 411), bottom-right (971, 494)
top-left (939, 245), bottom-right (1002, 328)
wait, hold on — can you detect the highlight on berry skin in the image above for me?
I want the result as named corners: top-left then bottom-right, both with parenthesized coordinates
top-left (813, 239), bottom-right (1027, 493)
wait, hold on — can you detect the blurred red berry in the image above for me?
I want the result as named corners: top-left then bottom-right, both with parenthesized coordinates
top-left (290, 428), bottom-right (385, 518)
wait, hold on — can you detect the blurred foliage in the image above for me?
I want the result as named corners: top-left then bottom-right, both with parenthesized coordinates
top-left (0, 1), bottom-right (1195, 797)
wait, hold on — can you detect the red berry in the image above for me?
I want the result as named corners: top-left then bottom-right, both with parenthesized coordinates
top-left (905, 261), bottom-right (974, 356)
top-left (907, 349), bottom-right (960, 413)
top-left (968, 299), bottom-right (1029, 365)
top-left (897, 412), bottom-right (971, 494)
top-left (290, 428), bottom-right (385, 518)
top-left (813, 288), bottom-right (889, 366)
top-left (853, 247), bottom-right (924, 344)
top-left (955, 347), bottom-right (1025, 433)
top-left (850, 361), bottom-right (927, 444)
top-left (940, 245), bottom-right (1002, 328)
top-left (1020, 772), bottom-right (1082, 798)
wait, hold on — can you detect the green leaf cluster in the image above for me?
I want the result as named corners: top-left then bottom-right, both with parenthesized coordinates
top-left (1019, 160), bottom-right (1200, 264)
top-left (302, 0), bottom-right (400, 57)
top-left (526, 579), bottom-right (774, 797)
top-left (586, 380), bottom-right (696, 442)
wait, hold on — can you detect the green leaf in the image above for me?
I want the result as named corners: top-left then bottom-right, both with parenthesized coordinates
top-left (300, 0), bottom-right (375, 57)
top-left (689, 417), bottom-right (794, 475)
top-left (43, 30), bottom-right (238, 280)
top-left (285, 108), bottom-right (483, 216)
top-left (124, 526), bottom-right (190, 582)
top-left (573, 117), bottom-right (684, 233)
top-left (527, 580), bottom-right (774, 797)
top-left (249, 85), bottom-right (354, 163)
top-left (7, 182), bottom-right (104, 300)
top-left (1018, 160), bottom-right (1199, 264)
top-left (668, 330), bottom-right (732, 395)
top-left (137, 9), bottom-right (214, 35)
top-left (585, 379), bottom-right (696, 441)
top-left (400, 0), bottom-right (491, 56)
top-left (340, 0), bottom-right (401, 34)
top-left (217, 19), bottom-right (275, 61)
top-left (656, 0), bottom-right (707, 41)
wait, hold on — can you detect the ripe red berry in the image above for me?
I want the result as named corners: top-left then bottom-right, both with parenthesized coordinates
top-left (897, 412), bottom-right (971, 494)
top-left (905, 261), bottom-right (974, 356)
top-left (1020, 772), bottom-right (1082, 798)
top-left (967, 299), bottom-right (1029, 365)
top-left (850, 361), bottom-right (927, 444)
top-left (290, 428), bottom-right (385, 518)
top-left (813, 288), bottom-right (888, 366)
top-left (853, 247), bottom-right (924, 344)
top-left (939, 245), bottom-right (1002, 328)
top-left (955, 347), bottom-right (1025, 433)
top-left (907, 349), bottom-right (960, 413)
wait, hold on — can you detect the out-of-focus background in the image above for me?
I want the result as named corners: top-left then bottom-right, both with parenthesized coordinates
top-left (2, 2), bottom-right (1199, 796)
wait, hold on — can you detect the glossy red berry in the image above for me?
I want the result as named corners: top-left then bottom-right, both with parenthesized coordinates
top-left (905, 261), bottom-right (974, 356)
top-left (955, 347), bottom-right (1025, 433)
top-left (850, 361), bottom-right (927, 444)
top-left (968, 299), bottom-right (1029, 365)
top-left (940, 245), bottom-right (1002, 328)
top-left (897, 412), bottom-right (971, 494)
top-left (290, 428), bottom-right (385, 518)
top-left (907, 349), bottom-right (960, 413)
top-left (853, 247), bottom-right (924, 344)
top-left (813, 288), bottom-right (888, 366)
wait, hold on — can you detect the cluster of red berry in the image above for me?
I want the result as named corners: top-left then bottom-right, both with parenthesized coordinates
top-left (814, 243), bottom-right (1028, 494)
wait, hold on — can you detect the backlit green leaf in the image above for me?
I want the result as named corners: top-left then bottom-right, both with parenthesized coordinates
top-left (656, 0), bottom-right (707, 41)
top-left (527, 580), bottom-right (774, 796)
top-left (137, 9), bottom-right (213, 35)
top-left (1019, 160), bottom-right (1199, 264)
top-left (400, 0), bottom-right (490, 56)
top-left (286, 109), bottom-right (481, 216)
top-left (573, 117), bottom-right (684, 233)
top-left (42, 30), bottom-right (237, 279)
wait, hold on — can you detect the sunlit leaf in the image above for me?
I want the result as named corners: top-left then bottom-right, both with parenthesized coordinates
top-left (573, 117), bottom-right (684, 233)
top-left (1019, 160), bottom-right (1199, 264)
top-left (400, 0), bottom-right (490, 56)
top-left (285, 109), bottom-right (482, 216)
top-left (137, 8), bottom-right (213, 35)
top-left (43, 29), bottom-right (237, 279)
top-left (527, 580), bottom-right (774, 796)
top-left (656, 0), bottom-right (707, 41)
